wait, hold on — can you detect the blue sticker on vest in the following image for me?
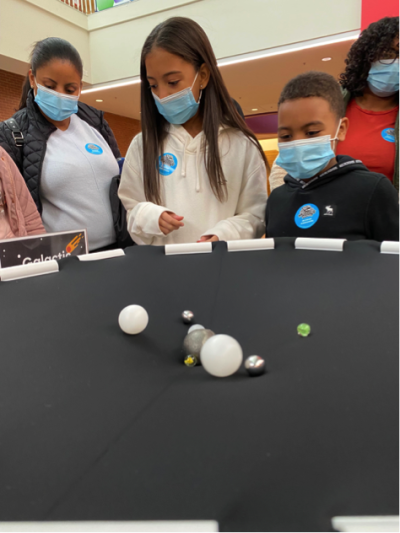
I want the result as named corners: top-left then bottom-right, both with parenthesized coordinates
top-left (381, 128), bottom-right (395, 143)
top-left (85, 143), bottom-right (103, 155)
top-left (295, 204), bottom-right (320, 229)
top-left (158, 153), bottom-right (178, 176)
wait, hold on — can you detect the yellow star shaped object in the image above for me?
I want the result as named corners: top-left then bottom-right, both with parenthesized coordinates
top-left (184, 355), bottom-right (197, 367)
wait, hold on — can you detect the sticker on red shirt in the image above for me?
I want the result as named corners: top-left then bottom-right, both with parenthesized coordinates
top-left (381, 128), bottom-right (396, 143)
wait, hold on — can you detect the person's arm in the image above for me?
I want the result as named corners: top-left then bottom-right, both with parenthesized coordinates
top-left (201, 142), bottom-right (268, 241)
top-left (6, 150), bottom-right (45, 235)
top-left (366, 177), bottom-right (399, 242)
top-left (269, 160), bottom-right (287, 192)
top-left (118, 137), bottom-right (170, 245)
top-left (264, 200), bottom-right (269, 238)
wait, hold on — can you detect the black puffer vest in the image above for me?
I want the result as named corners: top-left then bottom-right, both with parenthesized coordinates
top-left (0, 90), bottom-right (121, 213)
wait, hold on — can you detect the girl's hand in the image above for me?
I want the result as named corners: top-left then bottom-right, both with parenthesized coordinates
top-left (197, 235), bottom-right (219, 243)
top-left (159, 211), bottom-right (184, 235)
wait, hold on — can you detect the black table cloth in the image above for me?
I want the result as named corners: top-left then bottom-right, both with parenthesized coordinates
top-left (0, 238), bottom-right (398, 532)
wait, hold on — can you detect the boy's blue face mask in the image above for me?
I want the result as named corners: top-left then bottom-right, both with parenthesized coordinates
top-left (367, 59), bottom-right (399, 97)
top-left (276, 121), bottom-right (341, 181)
top-left (152, 73), bottom-right (201, 125)
top-left (34, 80), bottom-right (79, 121)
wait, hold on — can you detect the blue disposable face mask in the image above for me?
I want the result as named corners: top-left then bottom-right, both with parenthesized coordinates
top-left (367, 59), bottom-right (399, 97)
top-left (152, 73), bottom-right (201, 125)
top-left (276, 122), bottom-right (341, 181)
top-left (34, 80), bottom-right (79, 121)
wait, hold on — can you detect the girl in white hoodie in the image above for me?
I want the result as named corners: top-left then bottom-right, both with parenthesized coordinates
top-left (119, 17), bottom-right (268, 245)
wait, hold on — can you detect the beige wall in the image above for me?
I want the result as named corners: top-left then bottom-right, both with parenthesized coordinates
top-left (0, 0), bottom-right (91, 83)
top-left (88, 0), bottom-right (361, 84)
top-left (0, 0), bottom-right (361, 86)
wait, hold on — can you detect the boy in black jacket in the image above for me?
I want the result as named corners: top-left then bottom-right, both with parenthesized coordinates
top-left (265, 72), bottom-right (399, 242)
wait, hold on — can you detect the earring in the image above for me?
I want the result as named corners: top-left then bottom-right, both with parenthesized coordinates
top-left (200, 85), bottom-right (203, 88)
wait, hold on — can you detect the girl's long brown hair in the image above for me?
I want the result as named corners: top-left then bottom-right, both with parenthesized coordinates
top-left (140, 17), bottom-right (268, 205)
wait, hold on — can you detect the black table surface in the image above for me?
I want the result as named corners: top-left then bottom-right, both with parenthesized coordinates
top-left (0, 239), bottom-right (398, 532)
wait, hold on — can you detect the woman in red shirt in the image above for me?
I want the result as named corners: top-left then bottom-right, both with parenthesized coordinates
top-left (338, 17), bottom-right (399, 189)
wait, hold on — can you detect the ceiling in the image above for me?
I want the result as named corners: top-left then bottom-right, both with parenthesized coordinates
top-left (79, 39), bottom-right (354, 121)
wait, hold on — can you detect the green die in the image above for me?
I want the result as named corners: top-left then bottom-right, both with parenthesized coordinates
top-left (297, 323), bottom-right (311, 337)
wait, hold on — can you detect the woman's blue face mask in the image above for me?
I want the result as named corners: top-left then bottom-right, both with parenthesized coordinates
top-left (276, 121), bottom-right (341, 181)
top-left (367, 59), bottom-right (399, 97)
top-left (34, 80), bottom-right (79, 121)
top-left (152, 72), bottom-right (201, 125)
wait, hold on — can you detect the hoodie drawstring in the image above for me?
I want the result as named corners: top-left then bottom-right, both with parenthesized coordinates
top-left (181, 137), bottom-right (189, 177)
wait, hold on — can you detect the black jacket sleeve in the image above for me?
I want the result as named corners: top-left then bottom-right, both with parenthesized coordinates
top-left (0, 121), bottom-right (22, 172)
top-left (101, 117), bottom-right (121, 159)
top-left (264, 201), bottom-right (269, 237)
top-left (366, 178), bottom-right (399, 242)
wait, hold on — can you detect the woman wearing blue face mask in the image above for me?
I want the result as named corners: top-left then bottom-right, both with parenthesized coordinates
top-left (119, 17), bottom-right (268, 245)
top-left (0, 38), bottom-right (123, 252)
top-left (337, 16), bottom-right (399, 189)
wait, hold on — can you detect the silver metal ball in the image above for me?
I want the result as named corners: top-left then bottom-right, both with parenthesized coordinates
top-left (244, 355), bottom-right (265, 376)
top-left (182, 310), bottom-right (194, 324)
top-left (183, 329), bottom-right (215, 356)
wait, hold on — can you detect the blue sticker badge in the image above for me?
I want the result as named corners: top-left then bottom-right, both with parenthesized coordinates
top-left (295, 204), bottom-right (320, 229)
top-left (381, 128), bottom-right (395, 143)
top-left (158, 153), bottom-right (178, 176)
top-left (85, 143), bottom-right (103, 155)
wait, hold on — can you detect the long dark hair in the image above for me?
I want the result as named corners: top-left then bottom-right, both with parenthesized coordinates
top-left (140, 17), bottom-right (268, 205)
top-left (339, 17), bottom-right (399, 97)
top-left (19, 37), bottom-right (83, 110)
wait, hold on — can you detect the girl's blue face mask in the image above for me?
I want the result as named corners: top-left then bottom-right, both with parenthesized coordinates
top-left (367, 59), bottom-right (399, 97)
top-left (34, 80), bottom-right (79, 121)
top-left (276, 121), bottom-right (341, 181)
top-left (152, 73), bottom-right (201, 125)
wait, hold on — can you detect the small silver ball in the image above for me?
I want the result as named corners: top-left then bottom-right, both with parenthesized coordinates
top-left (182, 310), bottom-right (194, 324)
top-left (244, 355), bottom-right (265, 376)
top-left (183, 329), bottom-right (215, 356)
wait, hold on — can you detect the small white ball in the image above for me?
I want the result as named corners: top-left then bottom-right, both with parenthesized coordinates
top-left (118, 305), bottom-right (149, 335)
top-left (200, 334), bottom-right (243, 377)
top-left (188, 324), bottom-right (205, 334)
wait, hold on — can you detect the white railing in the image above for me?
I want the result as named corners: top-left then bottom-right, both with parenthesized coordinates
top-left (59, 0), bottom-right (96, 15)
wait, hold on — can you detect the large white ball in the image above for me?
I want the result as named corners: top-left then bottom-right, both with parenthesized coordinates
top-left (200, 334), bottom-right (243, 377)
top-left (118, 305), bottom-right (149, 335)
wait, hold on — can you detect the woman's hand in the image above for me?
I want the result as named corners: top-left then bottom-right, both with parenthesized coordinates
top-left (159, 211), bottom-right (184, 235)
top-left (197, 235), bottom-right (219, 243)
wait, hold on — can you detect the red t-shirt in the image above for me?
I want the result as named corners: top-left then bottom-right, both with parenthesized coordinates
top-left (337, 99), bottom-right (398, 182)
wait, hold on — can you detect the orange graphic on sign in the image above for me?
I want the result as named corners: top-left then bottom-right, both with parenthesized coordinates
top-left (66, 233), bottom-right (84, 253)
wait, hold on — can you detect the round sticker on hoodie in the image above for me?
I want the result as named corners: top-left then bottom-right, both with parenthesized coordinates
top-left (295, 204), bottom-right (320, 229)
top-left (158, 153), bottom-right (178, 176)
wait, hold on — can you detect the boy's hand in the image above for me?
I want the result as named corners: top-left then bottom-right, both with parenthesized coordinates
top-left (197, 235), bottom-right (219, 243)
top-left (159, 212), bottom-right (184, 235)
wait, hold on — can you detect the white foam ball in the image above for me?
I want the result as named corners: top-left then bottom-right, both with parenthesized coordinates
top-left (188, 324), bottom-right (205, 334)
top-left (200, 334), bottom-right (243, 377)
top-left (118, 305), bottom-right (149, 335)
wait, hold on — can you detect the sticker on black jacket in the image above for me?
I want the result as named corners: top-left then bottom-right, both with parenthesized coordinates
top-left (295, 204), bottom-right (320, 229)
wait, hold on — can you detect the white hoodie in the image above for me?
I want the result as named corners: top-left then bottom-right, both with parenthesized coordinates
top-left (119, 124), bottom-right (267, 245)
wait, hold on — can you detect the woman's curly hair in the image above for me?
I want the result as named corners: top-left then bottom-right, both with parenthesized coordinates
top-left (340, 16), bottom-right (399, 96)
